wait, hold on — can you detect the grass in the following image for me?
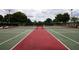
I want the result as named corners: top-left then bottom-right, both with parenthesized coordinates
top-left (46, 26), bottom-right (79, 50)
top-left (0, 26), bottom-right (34, 50)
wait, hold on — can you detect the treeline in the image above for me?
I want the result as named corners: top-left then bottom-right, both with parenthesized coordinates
top-left (53, 13), bottom-right (70, 25)
top-left (31, 13), bottom-right (70, 26)
top-left (0, 12), bottom-right (33, 26)
top-left (52, 13), bottom-right (79, 28)
top-left (33, 13), bottom-right (72, 26)
top-left (0, 11), bottom-right (56, 26)
top-left (33, 18), bottom-right (53, 26)
top-left (35, 12), bottom-right (79, 28)
top-left (0, 11), bottom-right (79, 28)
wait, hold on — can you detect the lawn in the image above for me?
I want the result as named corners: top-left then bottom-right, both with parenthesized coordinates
top-left (46, 26), bottom-right (79, 50)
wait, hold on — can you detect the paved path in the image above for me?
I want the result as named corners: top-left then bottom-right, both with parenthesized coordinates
top-left (13, 26), bottom-right (68, 50)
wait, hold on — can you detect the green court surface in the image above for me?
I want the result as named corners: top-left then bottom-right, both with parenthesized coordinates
top-left (0, 26), bottom-right (79, 50)
top-left (0, 26), bottom-right (34, 50)
top-left (46, 26), bottom-right (79, 50)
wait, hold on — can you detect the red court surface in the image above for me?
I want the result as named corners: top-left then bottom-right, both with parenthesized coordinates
top-left (13, 26), bottom-right (68, 50)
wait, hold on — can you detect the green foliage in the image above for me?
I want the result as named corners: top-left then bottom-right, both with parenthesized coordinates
top-left (0, 15), bottom-right (3, 24)
top-left (12, 12), bottom-right (27, 24)
top-left (0, 15), bottom-right (3, 26)
top-left (33, 20), bottom-right (37, 25)
top-left (71, 17), bottom-right (79, 23)
top-left (3, 14), bottom-right (12, 24)
top-left (26, 18), bottom-right (33, 25)
top-left (53, 13), bottom-right (70, 23)
top-left (0, 15), bottom-right (3, 20)
top-left (44, 18), bottom-right (53, 25)
top-left (2, 11), bottom-right (33, 26)
top-left (37, 21), bottom-right (43, 26)
top-left (55, 14), bottom-right (63, 22)
top-left (62, 13), bottom-right (70, 23)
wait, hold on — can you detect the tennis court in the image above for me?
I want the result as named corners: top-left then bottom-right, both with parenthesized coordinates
top-left (46, 26), bottom-right (79, 50)
top-left (0, 26), bottom-right (79, 50)
top-left (0, 26), bottom-right (34, 50)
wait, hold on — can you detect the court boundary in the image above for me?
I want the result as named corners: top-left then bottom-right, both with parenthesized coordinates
top-left (10, 28), bottom-right (35, 50)
top-left (45, 28), bottom-right (70, 50)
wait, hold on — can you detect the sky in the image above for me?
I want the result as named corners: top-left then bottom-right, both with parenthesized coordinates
top-left (0, 9), bottom-right (79, 22)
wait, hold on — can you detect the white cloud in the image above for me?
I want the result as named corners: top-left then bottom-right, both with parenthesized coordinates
top-left (0, 9), bottom-right (17, 16)
top-left (0, 9), bottom-right (79, 21)
top-left (18, 9), bottom-right (70, 22)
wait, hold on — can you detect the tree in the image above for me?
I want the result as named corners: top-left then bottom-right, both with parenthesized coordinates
top-left (55, 14), bottom-right (63, 23)
top-left (33, 20), bottom-right (37, 25)
top-left (44, 18), bottom-right (53, 25)
top-left (54, 13), bottom-right (70, 24)
top-left (12, 12), bottom-right (27, 25)
top-left (0, 15), bottom-right (3, 26)
top-left (70, 17), bottom-right (79, 28)
top-left (37, 21), bottom-right (43, 26)
top-left (62, 13), bottom-right (70, 23)
top-left (71, 17), bottom-right (79, 23)
top-left (26, 18), bottom-right (33, 25)
top-left (4, 14), bottom-right (12, 25)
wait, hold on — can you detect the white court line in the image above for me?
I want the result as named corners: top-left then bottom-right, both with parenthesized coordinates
top-left (44, 28), bottom-right (70, 50)
top-left (0, 30), bottom-right (30, 46)
top-left (10, 28), bottom-right (35, 50)
top-left (52, 30), bottom-right (79, 45)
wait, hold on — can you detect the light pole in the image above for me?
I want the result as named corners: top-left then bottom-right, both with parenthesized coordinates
top-left (5, 9), bottom-right (11, 25)
top-left (8, 9), bottom-right (11, 25)
top-left (70, 9), bottom-right (73, 21)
